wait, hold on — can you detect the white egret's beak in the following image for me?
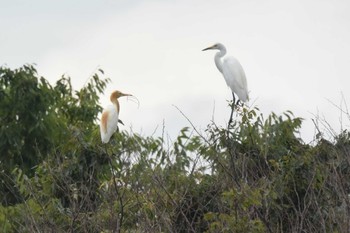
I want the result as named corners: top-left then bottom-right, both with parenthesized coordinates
top-left (202, 45), bottom-right (216, 51)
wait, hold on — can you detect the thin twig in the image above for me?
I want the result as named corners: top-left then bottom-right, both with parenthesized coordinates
top-left (173, 105), bottom-right (209, 145)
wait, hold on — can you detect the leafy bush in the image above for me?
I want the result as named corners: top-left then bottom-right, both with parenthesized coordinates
top-left (0, 65), bottom-right (349, 232)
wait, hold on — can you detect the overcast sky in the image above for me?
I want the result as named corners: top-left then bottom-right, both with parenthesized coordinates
top-left (1, 0), bottom-right (350, 143)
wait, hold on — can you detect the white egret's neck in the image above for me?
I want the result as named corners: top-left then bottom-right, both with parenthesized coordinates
top-left (214, 52), bottom-right (224, 73)
top-left (214, 44), bottom-right (226, 73)
top-left (218, 44), bottom-right (227, 57)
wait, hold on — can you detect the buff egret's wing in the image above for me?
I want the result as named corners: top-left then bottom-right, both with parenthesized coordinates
top-left (100, 105), bottom-right (119, 143)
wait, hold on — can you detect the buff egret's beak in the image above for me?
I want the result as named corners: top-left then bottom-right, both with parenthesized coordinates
top-left (120, 92), bottom-right (132, 97)
top-left (202, 45), bottom-right (216, 51)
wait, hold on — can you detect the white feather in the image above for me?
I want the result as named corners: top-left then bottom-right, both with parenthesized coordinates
top-left (222, 56), bottom-right (249, 102)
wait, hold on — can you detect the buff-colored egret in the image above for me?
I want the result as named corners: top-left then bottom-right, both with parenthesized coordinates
top-left (100, 90), bottom-right (132, 143)
top-left (202, 43), bottom-right (248, 124)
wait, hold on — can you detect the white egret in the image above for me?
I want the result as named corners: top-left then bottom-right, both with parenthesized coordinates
top-left (100, 90), bottom-right (132, 143)
top-left (202, 43), bottom-right (248, 124)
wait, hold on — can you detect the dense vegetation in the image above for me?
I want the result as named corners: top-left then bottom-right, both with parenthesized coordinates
top-left (0, 65), bottom-right (349, 232)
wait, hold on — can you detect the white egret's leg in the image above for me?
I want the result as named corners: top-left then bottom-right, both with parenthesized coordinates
top-left (228, 92), bottom-right (235, 125)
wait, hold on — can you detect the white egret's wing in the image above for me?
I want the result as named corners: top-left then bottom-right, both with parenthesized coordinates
top-left (222, 56), bottom-right (249, 102)
top-left (100, 105), bottom-right (119, 143)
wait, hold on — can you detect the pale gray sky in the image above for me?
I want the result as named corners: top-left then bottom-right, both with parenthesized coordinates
top-left (1, 0), bottom-right (350, 142)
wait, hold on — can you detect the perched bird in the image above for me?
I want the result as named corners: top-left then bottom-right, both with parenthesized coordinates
top-left (100, 90), bottom-right (132, 143)
top-left (202, 43), bottom-right (249, 123)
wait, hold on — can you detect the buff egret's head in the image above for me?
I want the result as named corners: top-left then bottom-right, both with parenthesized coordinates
top-left (110, 90), bottom-right (132, 102)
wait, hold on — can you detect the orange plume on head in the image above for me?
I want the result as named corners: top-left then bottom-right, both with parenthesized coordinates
top-left (110, 90), bottom-right (132, 102)
top-left (109, 90), bottom-right (133, 113)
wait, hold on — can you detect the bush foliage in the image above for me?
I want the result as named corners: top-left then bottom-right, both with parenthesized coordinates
top-left (0, 65), bottom-right (349, 232)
